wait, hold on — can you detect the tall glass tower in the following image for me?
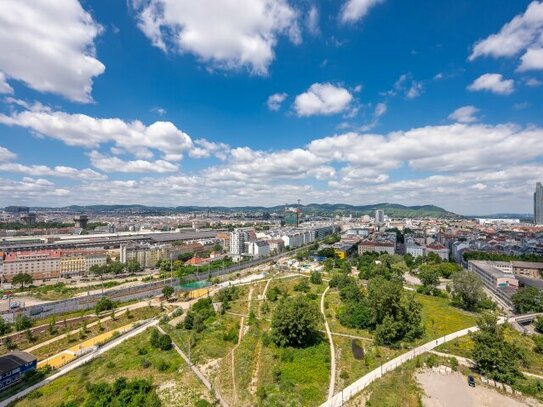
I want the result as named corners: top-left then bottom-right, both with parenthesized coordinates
top-left (534, 183), bottom-right (543, 225)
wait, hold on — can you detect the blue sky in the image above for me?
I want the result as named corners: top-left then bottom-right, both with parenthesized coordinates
top-left (0, 0), bottom-right (542, 214)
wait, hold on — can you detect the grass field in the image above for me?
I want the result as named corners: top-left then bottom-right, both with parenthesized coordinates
top-left (437, 324), bottom-right (543, 376)
top-left (13, 329), bottom-right (213, 407)
top-left (416, 293), bottom-right (478, 341)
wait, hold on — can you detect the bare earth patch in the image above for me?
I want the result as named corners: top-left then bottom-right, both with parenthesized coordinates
top-left (416, 369), bottom-right (541, 407)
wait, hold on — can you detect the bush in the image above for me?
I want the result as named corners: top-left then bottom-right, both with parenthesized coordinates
top-left (138, 347), bottom-right (148, 355)
top-left (95, 297), bottom-right (115, 314)
top-left (141, 359), bottom-right (151, 368)
top-left (310, 270), bottom-right (322, 285)
top-left (157, 360), bottom-right (169, 371)
top-left (158, 334), bottom-right (172, 351)
top-left (15, 314), bottom-right (32, 331)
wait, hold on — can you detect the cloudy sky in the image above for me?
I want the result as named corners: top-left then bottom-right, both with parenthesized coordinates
top-left (0, 0), bottom-right (542, 215)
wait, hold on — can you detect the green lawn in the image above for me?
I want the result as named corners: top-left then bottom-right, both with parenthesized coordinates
top-left (334, 336), bottom-right (403, 392)
top-left (347, 358), bottom-right (424, 407)
top-left (13, 329), bottom-right (213, 407)
top-left (163, 314), bottom-right (239, 365)
top-left (416, 293), bottom-right (478, 341)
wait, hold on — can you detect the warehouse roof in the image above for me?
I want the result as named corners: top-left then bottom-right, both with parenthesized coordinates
top-left (0, 352), bottom-right (36, 375)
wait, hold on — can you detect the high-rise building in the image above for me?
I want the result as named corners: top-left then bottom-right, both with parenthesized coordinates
top-left (535, 182), bottom-right (543, 225)
top-left (375, 209), bottom-right (385, 224)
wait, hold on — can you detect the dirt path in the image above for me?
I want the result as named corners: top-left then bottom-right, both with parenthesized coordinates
top-left (231, 286), bottom-right (254, 404)
top-left (321, 286), bottom-right (336, 400)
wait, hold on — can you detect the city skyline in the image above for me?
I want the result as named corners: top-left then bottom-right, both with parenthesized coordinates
top-left (0, 1), bottom-right (543, 214)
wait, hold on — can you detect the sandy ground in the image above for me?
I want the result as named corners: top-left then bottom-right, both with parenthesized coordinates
top-left (417, 370), bottom-right (541, 407)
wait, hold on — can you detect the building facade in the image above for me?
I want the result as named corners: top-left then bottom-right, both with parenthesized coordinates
top-left (0, 352), bottom-right (37, 392)
top-left (535, 182), bottom-right (543, 225)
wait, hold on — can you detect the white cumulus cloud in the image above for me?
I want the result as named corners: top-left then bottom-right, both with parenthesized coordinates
top-left (469, 1), bottom-right (543, 72)
top-left (294, 83), bottom-right (353, 116)
top-left (132, 0), bottom-right (300, 75)
top-left (468, 73), bottom-right (514, 95)
top-left (0, 0), bottom-right (105, 102)
top-left (89, 151), bottom-right (179, 173)
top-left (448, 106), bottom-right (480, 123)
top-left (340, 0), bottom-right (384, 24)
top-left (267, 92), bottom-right (288, 111)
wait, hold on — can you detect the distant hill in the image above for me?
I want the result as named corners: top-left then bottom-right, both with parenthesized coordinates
top-left (19, 203), bottom-right (457, 218)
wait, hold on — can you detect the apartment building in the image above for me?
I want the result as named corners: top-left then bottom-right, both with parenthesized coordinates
top-left (358, 240), bottom-right (396, 255)
top-left (60, 250), bottom-right (107, 277)
top-left (2, 250), bottom-right (61, 281)
top-left (120, 244), bottom-right (168, 268)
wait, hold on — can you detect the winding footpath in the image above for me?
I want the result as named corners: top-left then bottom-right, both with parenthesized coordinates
top-left (321, 286), bottom-right (336, 400)
top-left (320, 314), bottom-right (543, 407)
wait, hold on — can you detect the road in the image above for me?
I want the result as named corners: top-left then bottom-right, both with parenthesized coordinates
top-left (320, 313), bottom-right (542, 407)
top-left (321, 286), bottom-right (336, 400)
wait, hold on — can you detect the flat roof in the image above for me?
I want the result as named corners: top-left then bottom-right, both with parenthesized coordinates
top-left (0, 352), bottom-right (36, 375)
top-left (512, 261), bottom-right (543, 269)
top-left (469, 260), bottom-right (515, 278)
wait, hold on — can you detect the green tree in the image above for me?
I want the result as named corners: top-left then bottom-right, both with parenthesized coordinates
top-left (158, 334), bottom-right (172, 350)
top-left (403, 253), bottom-right (415, 269)
top-left (12, 272), bottom-right (33, 289)
top-left (0, 318), bottom-right (11, 336)
top-left (437, 262), bottom-right (459, 279)
top-left (451, 270), bottom-right (485, 311)
top-left (126, 260), bottom-right (142, 273)
top-left (15, 314), bottom-right (32, 331)
top-left (512, 287), bottom-right (543, 314)
top-left (108, 261), bottom-right (125, 275)
top-left (310, 270), bottom-right (322, 285)
top-left (162, 286), bottom-right (174, 301)
top-left (271, 296), bottom-right (321, 347)
top-left (95, 297), bottom-right (115, 314)
top-left (418, 265), bottom-right (440, 296)
top-left (472, 313), bottom-right (521, 384)
top-left (150, 328), bottom-right (160, 348)
top-left (535, 316), bottom-right (543, 333)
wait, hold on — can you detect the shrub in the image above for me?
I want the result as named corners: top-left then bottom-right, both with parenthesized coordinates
top-left (95, 297), bottom-right (115, 314)
top-left (141, 359), bottom-right (151, 369)
top-left (158, 334), bottom-right (172, 351)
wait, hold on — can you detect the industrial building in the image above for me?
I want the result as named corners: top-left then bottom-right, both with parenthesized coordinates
top-left (0, 351), bottom-right (37, 392)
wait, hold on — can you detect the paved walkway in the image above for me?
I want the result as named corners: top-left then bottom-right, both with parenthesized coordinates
top-left (0, 318), bottom-right (158, 407)
top-left (321, 286), bottom-right (336, 400)
top-left (319, 314), bottom-right (543, 407)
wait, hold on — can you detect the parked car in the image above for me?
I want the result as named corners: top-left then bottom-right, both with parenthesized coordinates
top-left (9, 301), bottom-right (20, 309)
top-left (468, 375), bottom-right (475, 387)
top-left (1, 295), bottom-right (8, 300)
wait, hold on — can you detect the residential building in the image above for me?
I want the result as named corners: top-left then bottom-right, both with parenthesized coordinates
top-left (375, 209), bottom-right (385, 224)
top-left (247, 241), bottom-right (271, 259)
top-left (425, 242), bottom-right (449, 261)
top-left (120, 244), bottom-right (168, 268)
top-left (358, 240), bottom-right (395, 255)
top-left (2, 250), bottom-right (61, 281)
top-left (267, 239), bottom-right (285, 254)
top-left (60, 250), bottom-right (107, 277)
top-left (405, 243), bottom-right (425, 258)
